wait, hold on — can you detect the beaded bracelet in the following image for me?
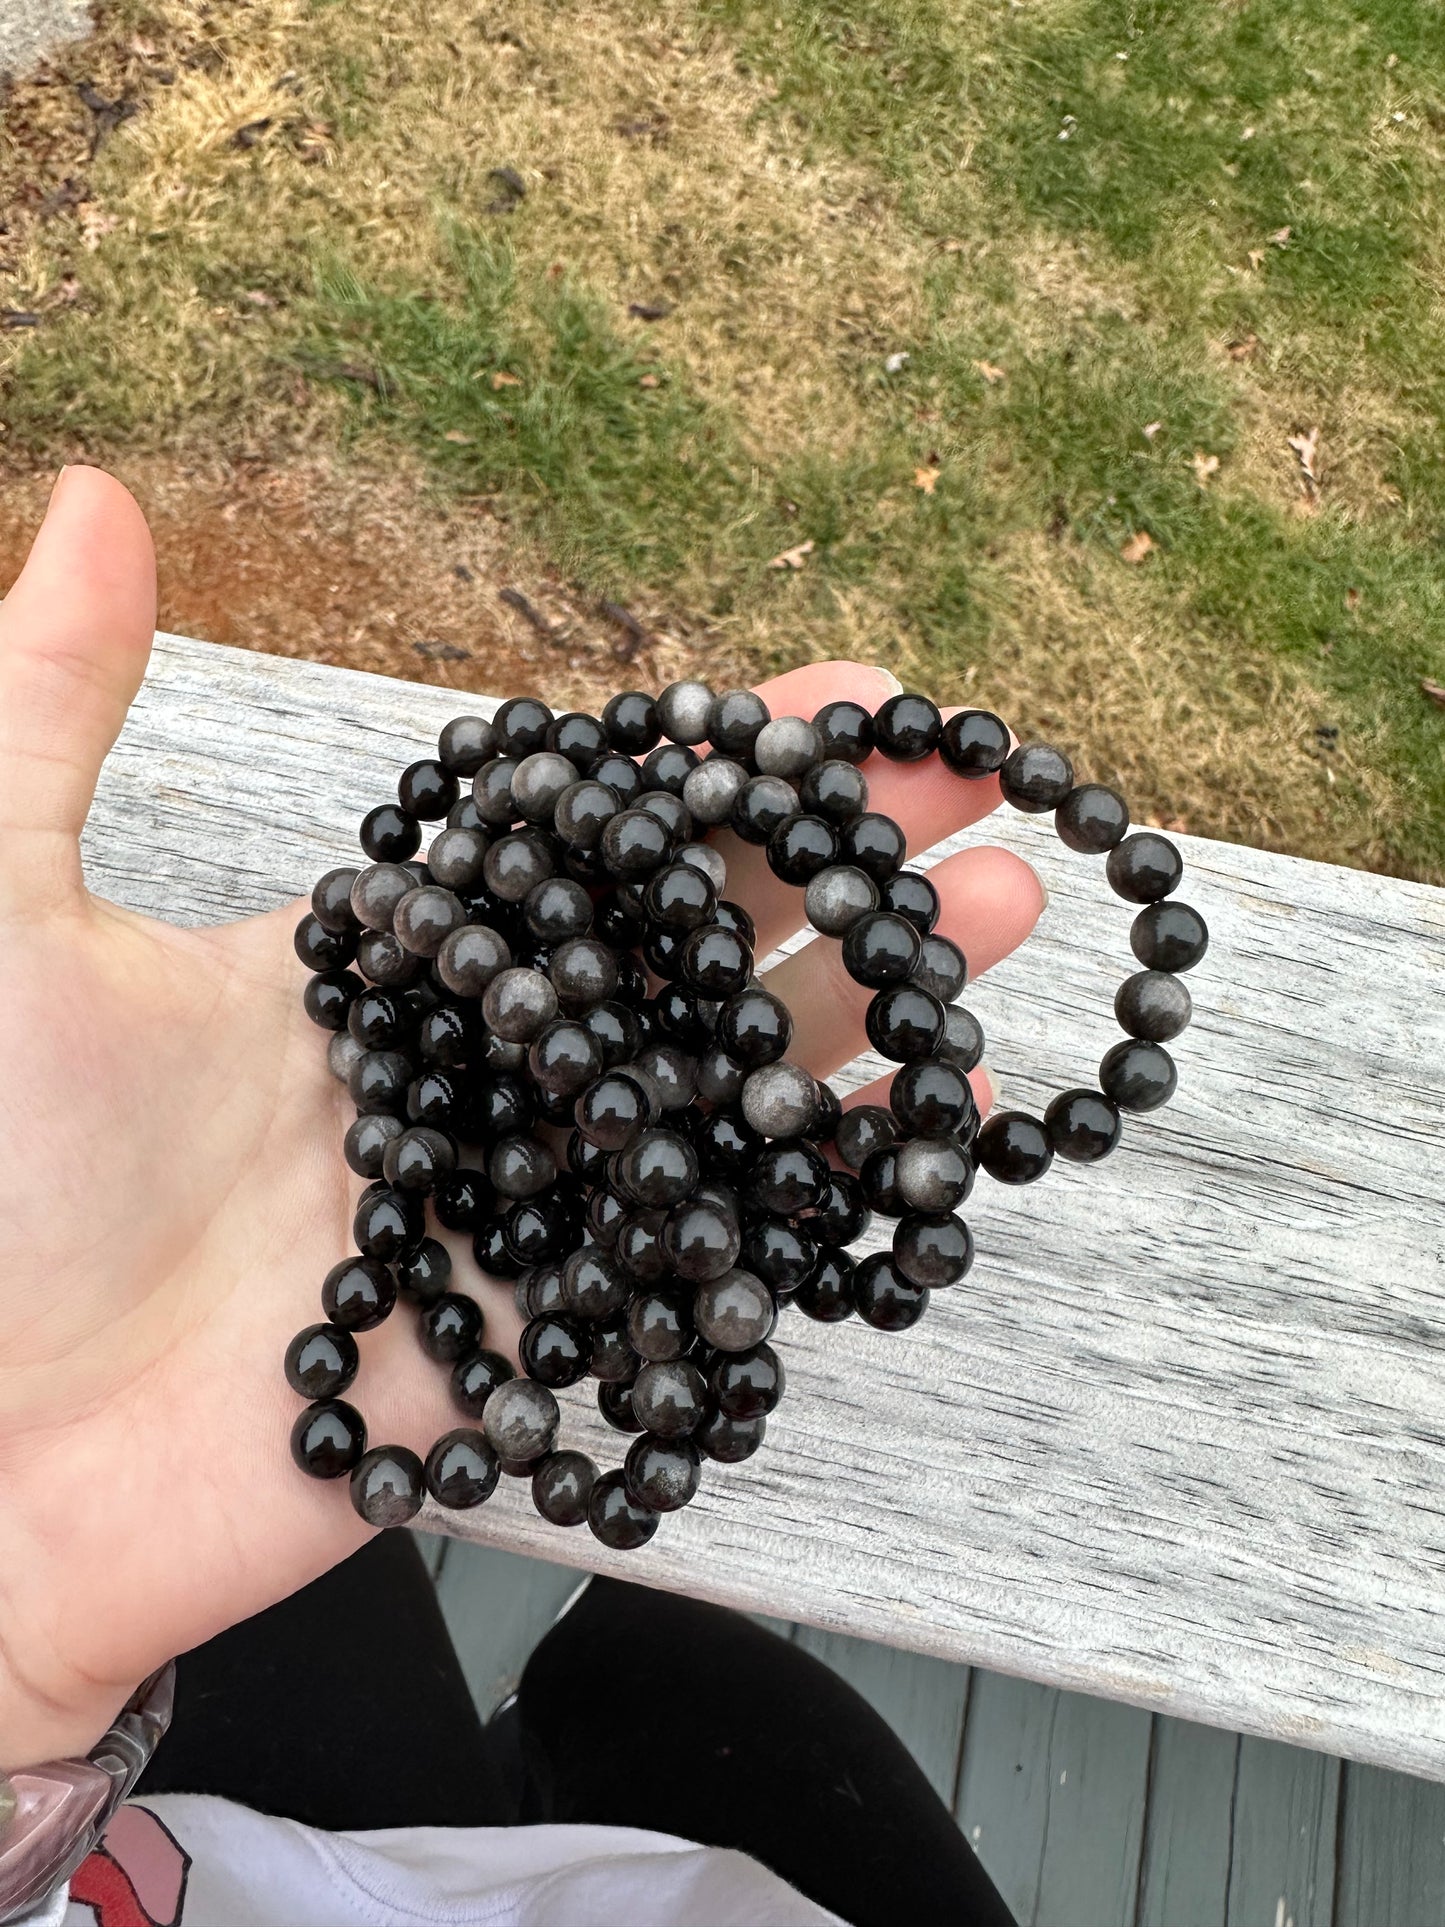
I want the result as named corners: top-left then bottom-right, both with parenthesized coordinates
top-left (290, 687), bottom-right (1207, 1550)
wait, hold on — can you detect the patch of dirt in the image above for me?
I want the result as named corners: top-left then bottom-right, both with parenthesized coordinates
top-left (0, 451), bottom-right (732, 703)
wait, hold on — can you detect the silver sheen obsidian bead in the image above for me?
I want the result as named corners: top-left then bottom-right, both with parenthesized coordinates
top-left (741, 1062), bottom-right (819, 1140)
top-left (682, 756), bottom-right (749, 827)
top-left (482, 967), bottom-right (559, 1042)
top-left (693, 1269), bottom-right (777, 1352)
top-left (657, 679), bottom-right (716, 745)
top-left (753, 715), bottom-right (822, 779)
top-left (805, 863), bottom-right (879, 937)
top-left (482, 1378), bottom-right (561, 1463)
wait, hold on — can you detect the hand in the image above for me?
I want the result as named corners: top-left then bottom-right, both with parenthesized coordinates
top-left (0, 467), bottom-right (1043, 1769)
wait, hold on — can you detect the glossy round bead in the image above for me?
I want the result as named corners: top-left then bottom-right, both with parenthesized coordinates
top-left (645, 862), bottom-right (716, 931)
top-left (853, 1256), bottom-right (930, 1331)
top-left (807, 1172), bottom-right (871, 1247)
top-left (599, 690), bottom-right (659, 753)
top-left (750, 1139), bottom-right (830, 1215)
top-left (488, 1132), bottom-right (557, 1199)
top-left (598, 1379), bottom-right (646, 1434)
top-left (801, 864), bottom-right (875, 937)
top-left (677, 926), bottom-right (751, 1001)
top-left (696, 1046), bottom-right (747, 1107)
top-left (482, 1377), bottom-right (560, 1463)
top-left (472, 757), bottom-right (521, 825)
top-left (322, 1255), bottom-right (397, 1331)
top-left (741, 1062), bottom-right (819, 1139)
top-left (399, 757), bottom-right (458, 820)
top-left (877, 870), bottom-right (938, 934)
top-left (1000, 743), bottom-right (1074, 814)
top-left (284, 1323), bottom-right (359, 1400)
top-left (709, 1343), bottom-right (784, 1420)
top-left (524, 1262), bottom-right (569, 1319)
top-left (625, 1435), bottom-right (702, 1513)
top-left (506, 751), bottom-right (572, 826)
top-left (1055, 783), bottom-right (1129, 855)
top-left (358, 929), bottom-right (426, 990)
top-left (347, 986), bottom-right (405, 1049)
top-left (590, 1318), bottom-right (636, 1383)
top-left (519, 1313), bottom-right (590, 1387)
top-left (913, 933), bottom-right (967, 1003)
top-left (600, 808), bottom-right (672, 880)
top-left (532, 1449), bottom-right (599, 1527)
top-left (438, 714), bottom-right (497, 776)
top-left (382, 1124), bottom-right (457, 1192)
top-left (473, 1073), bottom-right (534, 1143)
top-left (976, 1111), bottom-right (1054, 1184)
top-left (548, 711), bottom-right (608, 771)
top-left (681, 755), bottom-right (749, 827)
top-left (424, 1428), bottom-right (500, 1508)
top-left (493, 696), bottom-right (553, 758)
top-left (426, 826), bottom-right (491, 893)
top-left (616, 1128), bottom-right (699, 1208)
top-left (328, 1030), bottom-right (367, 1085)
top-left (554, 778), bottom-right (619, 851)
top-left (707, 688), bottom-right (770, 758)
top-left (483, 830), bottom-right (555, 904)
top-left (344, 1110), bottom-right (403, 1177)
top-left (731, 775), bottom-right (799, 846)
top-left (436, 924), bottom-right (510, 999)
top-left (434, 1169), bottom-right (493, 1234)
top-left (873, 692), bottom-right (942, 761)
top-left (800, 759), bottom-right (869, 823)
top-left (890, 1057), bottom-right (977, 1138)
top-left (893, 1212), bottom-right (973, 1288)
top-left (655, 678), bottom-right (714, 744)
top-left (866, 984), bottom-right (947, 1062)
top-left (795, 1249), bottom-right (856, 1321)
top-left (576, 1072), bottom-right (650, 1151)
top-left (451, 1348), bottom-right (515, 1419)
top-left (353, 1186), bottom-right (420, 1259)
top-left (1045, 1088), bottom-right (1123, 1162)
top-left (1100, 1039), bottom-right (1177, 1112)
top-left (693, 1268), bottom-right (777, 1352)
top-left (419, 1291), bottom-right (484, 1362)
top-left (767, 814), bottom-right (838, 885)
top-left (295, 912), bottom-right (356, 972)
top-left (841, 910), bottom-right (920, 988)
top-left (524, 877), bottom-right (593, 945)
top-left (939, 1004), bottom-right (985, 1073)
top-left (419, 1005), bottom-right (471, 1067)
top-left (754, 715), bottom-right (822, 778)
top-left (631, 1044), bottom-right (698, 1113)
top-left (350, 863), bottom-right (414, 932)
top-left (838, 812), bottom-right (907, 882)
top-left (1115, 969), bottom-right (1192, 1043)
top-left (939, 709), bottom-right (1009, 777)
top-left (1106, 831), bottom-right (1183, 903)
top-left (698, 1407), bottom-right (767, 1462)
top-left (588, 1469), bottom-right (661, 1549)
top-left (717, 987), bottom-right (792, 1066)
top-left (482, 967), bottom-right (558, 1043)
top-left (894, 1135), bottom-right (973, 1212)
top-left (1131, 902), bottom-right (1208, 974)
top-left (396, 1236), bottom-right (452, 1307)
top-left (360, 803), bottom-right (422, 863)
top-left (631, 1358), bottom-right (708, 1438)
top-left (663, 1196), bottom-right (742, 1282)
top-left (858, 1143), bottom-right (904, 1216)
top-left (642, 742), bottom-right (701, 796)
top-left (806, 696), bottom-right (876, 770)
top-left (312, 865), bottom-right (361, 933)
top-left (529, 1019), bottom-right (603, 1102)
top-left (561, 1246), bottom-right (630, 1323)
top-left (351, 1444), bottom-right (424, 1527)
top-left (833, 1103), bottom-right (898, 1171)
top-left (628, 1287), bottom-right (694, 1361)
top-left (291, 1399), bottom-right (367, 1479)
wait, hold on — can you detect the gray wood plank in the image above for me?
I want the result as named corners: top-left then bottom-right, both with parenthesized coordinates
top-left (1226, 1737), bottom-right (1338, 1927)
top-left (1335, 1759), bottom-right (1445, 1927)
top-left (414, 1531), bottom-right (451, 1581)
top-left (82, 631), bottom-right (1445, 1780)
top-left (434, 1542), bottom-right (583, 1719)
top-left (955, 1671), bottom-right (1151, 1926)
top-left (792, 1625), bottom-right (970, 1803)
top-left (1137, 1717), bottom-right (1239, 1927)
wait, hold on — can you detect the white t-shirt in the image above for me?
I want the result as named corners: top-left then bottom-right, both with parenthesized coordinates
top-left (38, 1795), bottom-right (846, 1926)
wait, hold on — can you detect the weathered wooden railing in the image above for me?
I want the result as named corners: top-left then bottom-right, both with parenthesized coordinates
top-left (85, 632), bottom-right (1445, 1782)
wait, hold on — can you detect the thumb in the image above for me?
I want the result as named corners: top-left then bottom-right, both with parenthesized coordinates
top-left (0, 466), bottom-right (156, 905)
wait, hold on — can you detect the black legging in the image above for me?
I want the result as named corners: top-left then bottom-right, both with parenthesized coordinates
top-left (137, 1532), bottom-right (1015, 1927)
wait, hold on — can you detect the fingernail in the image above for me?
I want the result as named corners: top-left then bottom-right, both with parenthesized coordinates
top-left (870, 664), bottom-right (904, 697)
top-left (1038, 877), bottom-right (1050, 913)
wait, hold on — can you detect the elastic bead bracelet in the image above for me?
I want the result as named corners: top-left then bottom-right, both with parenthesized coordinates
top-left (291, 686), bottom-right (1207, 1549)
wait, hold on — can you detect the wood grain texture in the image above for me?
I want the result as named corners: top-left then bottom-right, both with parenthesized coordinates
top-left (82, 633), bottom-right (1445, 1779)
top-left (1334, 1760), bottom-right (1445, 1927)
top-left (1136, 1717), bottom-right (1238, 1927)
top-left (1226, 1738), bottom-right (1338, 1927)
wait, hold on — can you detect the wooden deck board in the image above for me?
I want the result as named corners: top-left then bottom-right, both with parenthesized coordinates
top-left (86, 632), bottom-right (1445, 1780)
top-left (1136, 1717), bottom-right (1238, 1927)
top-left (1335, 1761), bottom-right (1445, 1927)
top-left (1225, 1738), bottom-right (1338, 1927)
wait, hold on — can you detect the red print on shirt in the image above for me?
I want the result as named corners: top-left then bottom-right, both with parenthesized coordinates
top-left (71, 1805), bottom-right (190, 1927)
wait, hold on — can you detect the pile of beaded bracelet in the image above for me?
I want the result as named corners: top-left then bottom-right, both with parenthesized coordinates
top-left (290, 685), bottom-right (1206, 1550)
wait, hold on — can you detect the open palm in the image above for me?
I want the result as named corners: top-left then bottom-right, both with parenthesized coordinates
top-left (0, 468), bottom-right (1042, 1772)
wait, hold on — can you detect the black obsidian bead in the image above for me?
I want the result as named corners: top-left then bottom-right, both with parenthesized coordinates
top-left (627, 1287), bottom-right (695, 1361)
top-left (291, 1399), bottom-right (367, 1479)
top-left (589, 1318), bottom-right (636, 1384)
top-left (939, 709), bottom-right (1010, 777)
top-left (399, 758), bottom-right (459, 820)
top-left (284, 1323), bottom-right (360, 1400)
top-left (451, 1348), bottom-right (515, 1420)
top-left (866, 984), bottom-right (947, 1062)
top-left (1045, 1088), bottom-right (1123, 1162)
top-left (351, 1444), bottom-right (425, 1528)
top-left (396, 1236), bottom-right (452, 1306)
top-left (806, 1174), bottom-right (871, 1249)
top-left (641, 742), bottom-right (699, 795)
top-left (678, 926), bottom-right (752, 1000)
top-left (631, 1358), bottom-right (708, 1437)
top-left (1131, 901), bottom-right (1208, 974)
top-left (890, 1057), bottom-right (977, 1138)
top-left (525, 1262), bottom-right (570, 1318)
top-left (1056, 783), bottom-right (1129, 855)
top-left (504, 1193), bottom-right (575, 1266)
top-left (295, 912), bottom-right (357, 972)
top-left (601, 689), bottom-right (661, 752)
top-left (343, 1112), bottom-right (403, 1187)
top-left (304, 969), bottom-right (363, 1031)
top-left (939, 1004), bottom-right (986, 1074)
top-left (697, 1406), bottom-right (767, 1462)
top-left (419, 1005), bottom-right (471, 1068)
top-left (800, 758), bottom-right (869, 823)
top-left (716, 986), bottom-right (792, 1066)
top-left (359, 931), bottom-right (424, 990)
top-left (424, 1428), bottom-right (500, 1508)
top-left (562, 1246), bottom-right (631, 1322)
top-left (893, 1211), bottom-right (973, 1289)
top-left (1100, 1039), bottom-right (1177, 1112)
top-left (1000, 743), bottom-right (1074, 814)
top-left (406, 1068), bottom-right (461, 1128)
top-left (976, 1111), bottom-right (1054, 1184)
top-left (838, 811), bottom-right (907, 882)
top-left (878, 870), bottom-right (939, 933)
top-left (833, 1103), bottom-right (898, 1171)
top-left (434, 1168), bottom-right (492, 1232)
top-left (493, 696), bottom-right (554, 758)
top-left (532, 1449), bottom-right (599, 1526)
top-left (812, 698), bottom-right (874, 764)
top-left (616, 1128), bottom-right (699, 1208)
top-left (360, 803), bottom-right (422, 863)
top-left (1115, 969), bottom-right (1192, 1043)
top-left (473, 1074), bottom-right (535, 1144)
top-left (598, 1378), bottom-right (646, 1434)
top-left (709, 1343), bottom-right (784, 1420)
top-left (645, 862), bottom-right (715, 931)
top-left (873, 692), bottom-right (942, 761)
top-left (588, 1468), bottom-right (661, 1549)
top-left (767, 813), bottom-right (838, 884)
top-left (913, 933), bottom-right (968, 1003)
top-left (894, 1134), bottom-right (973, 1212)
top-left (795, 1249), bottom-right (856, 1321)
top-left (576, 1071), bottom-right (650, 1151)
top-left (625, 1435), bottom-right (702, 1513)
top-left (419, 1291), bottom-right (485, 1362)
top-left (707, 688), bottom-right (770, 758)
top-left (439, 714), bottom-right (497, 776)
top-left (347, 985), bottom-right (406, 1049)
top-left (1106, 831), bottom-right (1183, 903)
top-left (519, 1313), bottom-right (590, 1387)
top-left (600, 808), bottom-right (672, 881)
top-left (853, 1255), bottom-right (930, 1331)
top-left (663, 1197), bottom-right (743, 1281)
top-left (730, 775), bottom-right (798, 845)
top-left (323, 1255), bottom-right (397, 1330)
top-left (383, 1124), bottom-right (457, 1193)
top-left (841, 910), bottom-right (921, 988)
top-left (749, 1141), bottom-right (830, 1215)
top-left (312, 866), bottom-right (362, 933)
top-left (353, 1185), bottom-right (421, 1259)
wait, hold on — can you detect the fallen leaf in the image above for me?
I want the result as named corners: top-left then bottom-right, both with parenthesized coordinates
top-left (490, 370), bottom-right (521, 389)
top-left (1227, 332), bottom-right (1259, 360)
top-left (1247, 248), bottom-right (1266, 269)
top-left (1120, 530), bottom-right (1155, 564)
top-left (638, 373), bottom-right (660, 388)
top-left (1422, 678), bottom-right (1445, 709)
top-left (768, 539), bottom-right (815, 570)
top-left (1288, 425), bottom-right (1321, 489)
top-left (1142, 420), bottom-right (1163, 441)
top-left (442, 429), bottom-right (474, 444)
top-left (1191, 451), bottom-right (1221, 485)
top-left (914, 466), bottom-right (939, 494)
top-left (1345, 586), bottom-right (1361, 611)
top-left (974, 359), bottom-right (1006, 384)
top-left (1269, 225), bottom-right (1292, 246)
